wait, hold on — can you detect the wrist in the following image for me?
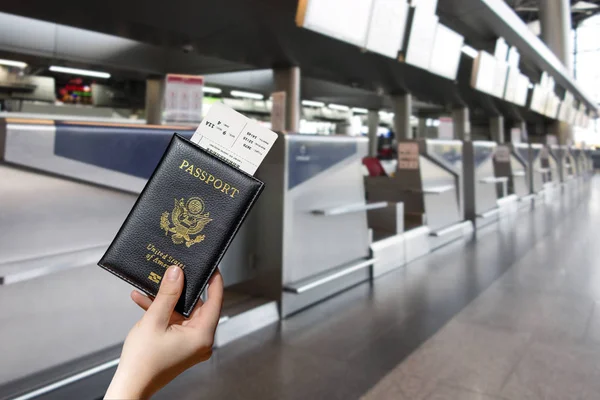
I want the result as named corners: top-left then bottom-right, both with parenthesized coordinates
top-left (105, 365), bottom-right (152, 399)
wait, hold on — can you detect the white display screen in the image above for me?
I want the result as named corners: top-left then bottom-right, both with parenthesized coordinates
top-left (503, 67), bottom-right (519, 103)
top-left (404, 8), bottom-right (439, 70)
top-left (429, 23), bottom-right (464, 80)
top-left (365, 0), bottom-right (409, 58)
top-left (530, 85), bottom-right (548, 113)
top-left (297, 0), bottom-right (374, 47)
top-left (411, 0), bottom-right (438, 14)
top-left (492, 61), bottom-right (509, 98)
top-left (514, 73), bottom-right (530, 107)
top-left (471, 51), bottom-right (496, 95)
top-left (494, 37), bottom-right (509, 61)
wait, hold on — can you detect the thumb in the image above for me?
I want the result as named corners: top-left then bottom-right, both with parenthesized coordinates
top-left (145, 266), bottom-right (184, 329)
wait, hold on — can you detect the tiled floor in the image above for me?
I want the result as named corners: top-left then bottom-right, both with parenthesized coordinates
top-left (363, 181), bottom-right (600, 400)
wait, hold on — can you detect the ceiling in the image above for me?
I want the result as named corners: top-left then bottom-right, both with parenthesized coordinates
top-left (0, 0), bottom-right (593, 120)
top-left (506, 0), bottom-right (600, 26)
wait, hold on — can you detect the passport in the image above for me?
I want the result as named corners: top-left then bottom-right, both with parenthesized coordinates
top-left (98, 134), bottom-right (264, 317)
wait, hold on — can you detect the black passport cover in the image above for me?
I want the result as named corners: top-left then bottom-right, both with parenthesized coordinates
top-left (98, 134), bottom-right (264, 317)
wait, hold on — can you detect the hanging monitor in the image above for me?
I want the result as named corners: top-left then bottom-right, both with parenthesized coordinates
top-left (296, 0), bottom-right (374, 47)
top-left (364, 0), bottom-right (409, 59)
top-left (404, 8), bottom-right (439, 70)
top-left (471, 51), bottom-right (496, 95)
top-left (428, 23), bottom-right (464, 80)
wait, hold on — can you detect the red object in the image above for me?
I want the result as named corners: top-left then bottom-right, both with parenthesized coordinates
top-left (363, 157), bottom-right (387, 177)
top-left (379, 147), bottom-right (393, 158)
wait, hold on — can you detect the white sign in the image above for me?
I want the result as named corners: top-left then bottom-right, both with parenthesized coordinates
top-left (163, 74), bottom-right (204, 123)
top-left (398, 142), bottom-right (419, 169)
top-left (510, 128), bottom-right (522, 144)
top-left (438, 117), bottom-right (454, 139)
top-left (495, 145), bottom-right (511, 163)
top-left (365, 0), bottom-right (409, 58)
top-left (471, 51), bottom-right (496, 95)
top-left (404, 9), bottom-right (439, 70)
top-left (191, 103), bottom-right (278, 176)
top-left (297, 0), bottom-right (374, 47)
top-left (494, 37), bottom-right (509, 61)
top-left (429, 24), bottom-right (464, 80)
top-left (270, 91), bottom-right (286, 132)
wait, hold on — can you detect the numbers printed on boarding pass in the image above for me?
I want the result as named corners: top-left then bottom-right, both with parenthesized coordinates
top-left (191, 103), bottom-right (278, 176)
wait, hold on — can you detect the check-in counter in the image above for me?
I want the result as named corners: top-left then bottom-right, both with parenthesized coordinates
top-left (540, 145), bottom-right (561, 203)
top-left (493, 144), bottom-right (529, 198)
top-left (549, 145), bottom-right (570, 184)
top-left (583, 149), bottom-right (593, 176)
top-left (541, 145), bottom-right (560, 185)
top-left (571, 148), bottom-right (589, 179)
top-left (247, 134), bottom-right (378, 317)
top-left (370, 139), bottom-right (470, 247)
top-left (513, 143), bottom-right (545, 195)
top-left (470, 141), bottom-right (503, 222)
top-left (0, 118), bottom-right (278, 390)
top-left (564, 146), bottom-right (577, 179)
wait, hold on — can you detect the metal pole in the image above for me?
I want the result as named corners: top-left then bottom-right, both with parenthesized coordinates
top-left (367, 110), bottom-right (379, 157)
top-left (490, 116), bottom-right (505, 143)
top-left (539, 0), bottom-right (573, 75)
top-left (539, 0), bottom-right (573, 144)
top-left (391, 94), bottom-right (412, 141)
top-left (452, 107), bottom-right (470, 141)
top-left (418, 118), bottom-right (427, 138)
top-left (274, 67), bottom-right (301, 132)
top-left (145, 78), bottom-right (164, 125)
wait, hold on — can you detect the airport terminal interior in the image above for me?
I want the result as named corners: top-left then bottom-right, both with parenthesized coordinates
top-left (1, 0), bottom-right (600, 399)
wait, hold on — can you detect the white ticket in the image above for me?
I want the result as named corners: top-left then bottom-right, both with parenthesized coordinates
top-left (191, 103), bottom-right (278, 176)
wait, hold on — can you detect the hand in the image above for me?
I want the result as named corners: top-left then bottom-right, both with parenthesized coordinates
top-left (105, 266), bottom-right (224, 399)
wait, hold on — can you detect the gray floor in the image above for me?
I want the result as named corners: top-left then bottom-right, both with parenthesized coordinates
top-left (6, 178), bottom-right (595, 400)
top-left (365, 181), bottom-right (600, 400)
top-left (147, 181), bottom-right (598, 400)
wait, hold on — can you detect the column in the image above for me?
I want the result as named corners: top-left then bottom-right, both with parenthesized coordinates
top-left (514, 120), bottom-right (528, 143)
top-left (367, 110), bottom-right (380, 157)
top-left (452, 107), bottom-right (470, 141)
top-left (452, 107), bottom-right (474, 223)
top-left (391, 94), bottom-right (412, 141)
top-left (274, 66), bottom-right (301, 132)
top-left (539, 0), bottom-right (573, 74)
top-left (146, 78), bottom-right (164, 125)
top-left (539, 0), bottom-right (573, 144)
top-left (490, 116), bottom-right (505, 143)
top-left (418, 118), bottom-right (427, 138)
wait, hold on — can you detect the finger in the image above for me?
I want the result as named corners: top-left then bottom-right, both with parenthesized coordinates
top-left (131, 290), bottom-right (153, 311)
top-left (144, 266), bottom-right (184, 329)
top-left (135, 291), bottom-right (205, 313)
top-left (189, 269), bottom-right (224, 328)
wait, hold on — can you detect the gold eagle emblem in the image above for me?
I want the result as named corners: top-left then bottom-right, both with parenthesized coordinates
top-left (160, 197), bottom-right (212, 248)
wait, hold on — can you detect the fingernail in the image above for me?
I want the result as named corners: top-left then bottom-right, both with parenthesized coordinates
top-left (166, 266), bottom-right (181, 281)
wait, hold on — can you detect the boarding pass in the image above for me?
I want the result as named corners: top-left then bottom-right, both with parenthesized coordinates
top-left (190, 103), bottom-right (278, 175)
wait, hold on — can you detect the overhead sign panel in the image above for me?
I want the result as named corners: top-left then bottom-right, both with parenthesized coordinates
top-left (514, 73), bottom-right (530, 107)
top-left (503, 66), bottom-right (519, 103)
top-left (471, 51), bottom-right (496, 95)
top-left (364, 0), bottom-right (409, 59)
top-left (404, 8), bottom-right (439, 70)
top-left (296, 0), bottom-right (374, 47)
top-left (429, 24), bottom-right (464, 80)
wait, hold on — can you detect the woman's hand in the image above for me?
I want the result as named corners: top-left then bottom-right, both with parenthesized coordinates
top-left (105, 266), bottom-right (224, 399)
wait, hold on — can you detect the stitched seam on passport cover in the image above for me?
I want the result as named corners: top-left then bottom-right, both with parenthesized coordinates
top-left (97, 262), bottom-right (158, 301)
top-left (97, 134), bottom-right (180, 304)
top-left (99, 134), bottom-right (265, 317)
